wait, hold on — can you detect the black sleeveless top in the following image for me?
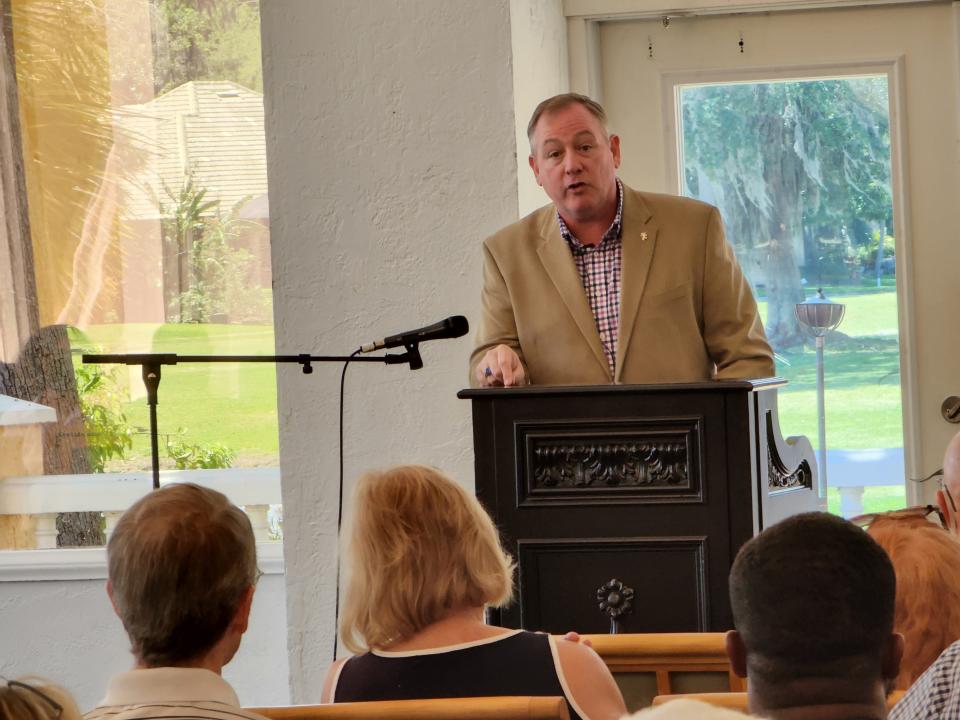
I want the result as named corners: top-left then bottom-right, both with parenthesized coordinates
top-left (332, 630), bottom-right (585, 720)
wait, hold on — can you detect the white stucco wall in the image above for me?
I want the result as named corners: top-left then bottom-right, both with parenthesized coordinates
top-left (259, 0), bottom-right (518, 702)
top-left (0, 572), bottom-right (289, 709)
top-left (510, 0), bottom-right (569, 216)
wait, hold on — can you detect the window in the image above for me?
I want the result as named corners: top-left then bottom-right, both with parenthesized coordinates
top-left (0, 0), bottom-right (281, 554)
top-left (674, 73), bottom-right (905, 515)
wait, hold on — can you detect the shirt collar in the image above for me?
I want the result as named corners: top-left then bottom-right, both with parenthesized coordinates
top-left (98, 668), bottom-right (241, 708)
top-left (557, 177), bottom-right (624, 251)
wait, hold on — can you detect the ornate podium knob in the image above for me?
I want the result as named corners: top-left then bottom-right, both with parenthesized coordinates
top-left (596, 578), bottom-right (634, 634)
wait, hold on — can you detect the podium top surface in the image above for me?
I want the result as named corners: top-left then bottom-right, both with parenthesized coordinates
top-left (457, 376), bottom-right (786, 400)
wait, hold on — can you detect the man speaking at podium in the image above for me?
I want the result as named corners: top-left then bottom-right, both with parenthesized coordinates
top-left (471, 93), bottom-right (774, 387)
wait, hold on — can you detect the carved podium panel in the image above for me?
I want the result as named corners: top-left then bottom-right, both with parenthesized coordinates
top-left (458, 379), bottom-right (817, 634)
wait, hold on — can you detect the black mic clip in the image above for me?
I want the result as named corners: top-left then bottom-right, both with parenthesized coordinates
top-left (298, 354), bottom-right (314, 374)
top-left (384, 342), bottom-right (423, 370)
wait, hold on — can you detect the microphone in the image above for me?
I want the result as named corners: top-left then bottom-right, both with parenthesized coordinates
top-left (360, 315), bottom-right (469, 353)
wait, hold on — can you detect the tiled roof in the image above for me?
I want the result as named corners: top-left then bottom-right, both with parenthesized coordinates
top-left (117, 80), bottom-right (268, 220)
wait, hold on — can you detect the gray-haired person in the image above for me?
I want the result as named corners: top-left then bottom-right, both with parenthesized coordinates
top-left (85, 483), bottom-right (266, 720)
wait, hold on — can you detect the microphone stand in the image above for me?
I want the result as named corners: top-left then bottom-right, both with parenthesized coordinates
top-left (83, 345), bottom-right (423, 490)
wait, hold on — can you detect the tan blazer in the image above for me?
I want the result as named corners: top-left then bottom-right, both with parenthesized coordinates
top-left (470, 185), bottom-right (774, 386)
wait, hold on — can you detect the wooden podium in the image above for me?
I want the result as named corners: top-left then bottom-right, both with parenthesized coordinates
top-left (458, 378), bottom-right (818, 634)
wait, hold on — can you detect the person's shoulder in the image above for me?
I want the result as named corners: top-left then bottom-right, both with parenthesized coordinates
top-left (625, 698), bottom-right (753, 719)
top-left (623, 184), bottom-right (717, 217)
top-left (321, 656), bottom-right (352, 703)
top-left (924, 637), bottom-right (960, 678)
top-left (549, 634), bottom-right (627, 720)
top-left (84, 703), bottom-right (269, 720)
top-left (483, 203), bottom-right (554, 252)
top-left (889, 639), bottom-right (960, 720)
top-left (549, 631), bottom-right (609, 672)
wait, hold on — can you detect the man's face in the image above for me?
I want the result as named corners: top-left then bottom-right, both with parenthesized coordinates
top-left (529, 103), bottom-right (621, 225)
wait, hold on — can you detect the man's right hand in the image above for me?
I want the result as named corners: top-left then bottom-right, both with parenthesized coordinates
top-left (476, 344), bottom-right (526, 387)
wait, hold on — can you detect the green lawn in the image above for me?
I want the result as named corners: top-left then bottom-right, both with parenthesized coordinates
top-left (71, 323), bottom-right (280, 468)
top-left (757, 289), bottom-right (904, 449)
top-left (71, 289), bottom-right (907, 498)
top-left (827, 485), bottom-right (906, 515)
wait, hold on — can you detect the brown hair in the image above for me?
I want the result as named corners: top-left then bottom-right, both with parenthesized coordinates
top-left (527, 93), bottom-right (610, 152)
top-left (339, 465), bottom-right (514, 653)
top-left (867, 514), bottom-right (960, 688)
top-left (0, 679), bottom-right (81, 720)
top-left (107, 483), bottom-right (258, 666)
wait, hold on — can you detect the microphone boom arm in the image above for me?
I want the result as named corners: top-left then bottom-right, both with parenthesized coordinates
top-left (82, 348), bottom-right (424, 490)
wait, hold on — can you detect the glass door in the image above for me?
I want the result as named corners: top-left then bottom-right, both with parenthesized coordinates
top-left (675, 74), bottom-right (904, 516)
top-left (592, 1), bottom-right (960, 515)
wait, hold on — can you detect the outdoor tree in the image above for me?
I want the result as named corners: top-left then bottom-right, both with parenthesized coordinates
top-left (150, 0), bottom-right (263, 94)
top-left (160, 176), bottom-right (266, 323)
top-left (681, 78), bottom-right (892, 348)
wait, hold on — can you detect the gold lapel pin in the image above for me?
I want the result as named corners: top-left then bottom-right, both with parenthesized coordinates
top-left (640, 232), bottom-right (648, 242)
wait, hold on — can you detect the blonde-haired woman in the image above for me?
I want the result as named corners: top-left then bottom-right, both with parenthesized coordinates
top-left (0, 679), bottom-right (82, 720)
top-left (322, 465), bottom-right (626, 720)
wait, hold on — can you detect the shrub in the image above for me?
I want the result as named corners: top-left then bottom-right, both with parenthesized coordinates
top-left (166, 436), bottom-right (236, 469)
top-left (74, 356), bottom-right (134, 472)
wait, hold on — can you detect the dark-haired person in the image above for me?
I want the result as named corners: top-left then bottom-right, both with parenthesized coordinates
top-left (85, 483), bottom-right (266, 720)
top-left (471, 92), bottom-right (773, 387)
top-left (726, 512), bottom-right (903, 720)
top-left (322, 465), bottom-right (626, 720)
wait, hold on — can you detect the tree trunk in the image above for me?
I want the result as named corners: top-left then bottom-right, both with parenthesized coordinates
top-left (874, 224), bottom-right (885, 287)
top-left (758, 91), bottom-right (806, 349)
top-left (763, 232), bottom-right (806, 349)
top-left (0, 326), bottom-right (104, 546)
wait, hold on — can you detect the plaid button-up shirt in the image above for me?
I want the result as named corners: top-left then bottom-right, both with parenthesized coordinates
top-left (889, 639), bottom-right (960, 720)
top-left (557, 178), bottom-right (624, 377)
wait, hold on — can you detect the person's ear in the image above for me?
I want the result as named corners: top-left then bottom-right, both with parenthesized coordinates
top-left (232, 584), bottom-right (256, 636)
top-left (937, 488), bottom-right (959, 534)
top-left (106, 579), bottom-right (122, 618)
top-left (529, 153), bottom-right (542, 186)
top-left (609, 134), bottom-right (621, 169)
top-left (725, 629), bottom-right (748, 678)
top-left (882, 632), bottom-right (904, 680)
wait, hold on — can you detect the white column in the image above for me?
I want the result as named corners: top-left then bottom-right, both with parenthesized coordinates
top-left (103, 511), bottom-right (123, 540)
top-left (33, 513), bottom-right (58, 549)
top-left (245, 504), bottom-right (272, 543)
top-left (261, 0), bottom-right (518, 701)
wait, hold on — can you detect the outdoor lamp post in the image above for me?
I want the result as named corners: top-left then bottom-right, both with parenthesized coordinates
top-left (796, 288), bottom-right (846, 510)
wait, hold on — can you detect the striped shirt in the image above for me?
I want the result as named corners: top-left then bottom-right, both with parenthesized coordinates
top-left (557, 178), bottom-right (625, 377)
top-left (889, 639), bottom-right (960, 720)
top-left (85, 668), bottom-right (267, 720)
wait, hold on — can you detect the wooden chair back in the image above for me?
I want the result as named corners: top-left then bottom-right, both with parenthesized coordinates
top-left (247, 696), bottom-right (570, 720)
top-left (652, 689), bottom-right (907, 712)
top-left (584, 633), bottom-right (746, 697)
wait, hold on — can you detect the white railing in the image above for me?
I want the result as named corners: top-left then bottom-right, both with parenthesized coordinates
top-left (0, 467), bottom-right (282, 549)
top-left (826, 448), bottom-right (906, 518)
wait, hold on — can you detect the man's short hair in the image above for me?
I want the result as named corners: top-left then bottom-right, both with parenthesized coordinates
top-left (729, 512), bottom-right (895, 681)
top-left (527, 93), bottom-right (609, 152)
top-left (107, 483), bottom-right (258, 666)
top-left (339, 465), bottom-right (514, 653)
